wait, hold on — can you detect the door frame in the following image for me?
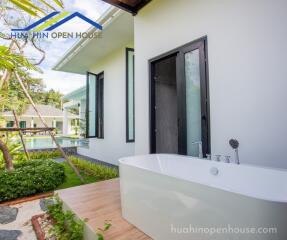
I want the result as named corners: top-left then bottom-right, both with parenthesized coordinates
top-left (149, 36), bottom-right (210, 156)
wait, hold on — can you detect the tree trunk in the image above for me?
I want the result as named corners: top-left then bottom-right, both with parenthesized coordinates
top-left (0, 71), bottom-right (11, 90)
top-left (15, 72), bottom-right (84, 183)
top-left (0, 138), bottom-right (13, 171)
top-left (12, 110), bottom-right (30, 160)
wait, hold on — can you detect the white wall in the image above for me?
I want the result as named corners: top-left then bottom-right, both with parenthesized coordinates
top-left (77, 43), bottom-right (135, 165)
top-left (134, 0), bottom-right (287, 168)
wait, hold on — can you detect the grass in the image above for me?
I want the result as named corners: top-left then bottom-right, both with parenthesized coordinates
top-left (56, 162), bottom-right (99, 190)
top-left (55, 156), bottom-right (118, 190)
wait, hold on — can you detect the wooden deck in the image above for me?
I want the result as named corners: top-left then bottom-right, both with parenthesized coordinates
top-left (57, 179), bottom-right (151, 240)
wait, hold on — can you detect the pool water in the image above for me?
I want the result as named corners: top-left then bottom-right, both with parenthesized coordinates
top-left (24, 137), bottom-right (88, 149)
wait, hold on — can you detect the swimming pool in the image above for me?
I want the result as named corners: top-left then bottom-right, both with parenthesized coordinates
top-left (24, 137), bottom-right (88, 150)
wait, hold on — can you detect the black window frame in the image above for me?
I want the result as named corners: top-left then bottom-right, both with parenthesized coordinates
top-left (126, 48), bottom-right (135, 142)
top-left (96, 72), bottom-right (104, 139)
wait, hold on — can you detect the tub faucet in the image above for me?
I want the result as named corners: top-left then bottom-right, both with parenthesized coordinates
top-left (191, 141), bottom-right (203, 159)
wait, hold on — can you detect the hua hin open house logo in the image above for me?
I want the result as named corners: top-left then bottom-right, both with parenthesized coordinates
top-left (10, 11), bottom-right (103, 39)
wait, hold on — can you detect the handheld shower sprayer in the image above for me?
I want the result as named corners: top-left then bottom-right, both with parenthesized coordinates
top-left (229, 139), bottom-right (240, 164)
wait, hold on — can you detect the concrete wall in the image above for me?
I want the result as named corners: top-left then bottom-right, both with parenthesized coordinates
top-left (77, 43), bottom-right (135, 166)
top-left (134, 0), bottom-right (287, 168)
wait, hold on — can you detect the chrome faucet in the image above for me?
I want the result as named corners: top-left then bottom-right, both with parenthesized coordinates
top-left (191, 141), bottom-right (203, 159)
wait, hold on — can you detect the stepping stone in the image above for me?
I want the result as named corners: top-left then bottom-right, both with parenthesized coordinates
top-left (39, 198), bottom-right (54, 212)
top-left (0, 207), bottom-right (18, 224)
top-left (0, 230), bottom-right (22, 240)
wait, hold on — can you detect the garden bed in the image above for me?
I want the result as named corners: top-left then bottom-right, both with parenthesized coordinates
top-left (31, 196), bottom-right (85, 240)
top-left (32, 213), bottom-right (55, 240)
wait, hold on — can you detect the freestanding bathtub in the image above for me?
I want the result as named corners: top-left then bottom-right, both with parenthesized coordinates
top-left (119, 154), bottom-right (287, 240)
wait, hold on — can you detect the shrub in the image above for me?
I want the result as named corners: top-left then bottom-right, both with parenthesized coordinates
top-left (0, 159), bottom-right (65, 202)
top-left (16, 150), bottom-right (62, 162)
top-left (47, 195), bottom-right (84, 240)
top-left (69, 156), bottom-right (118, 180)
top-left (1, 149), bottom-right (62, 167)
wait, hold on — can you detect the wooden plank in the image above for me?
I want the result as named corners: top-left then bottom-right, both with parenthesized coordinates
top-left (57, 179), bottom-right (151, 240)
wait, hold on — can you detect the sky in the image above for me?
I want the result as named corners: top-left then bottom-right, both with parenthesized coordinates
top-left (2, 0), bottom-right (110, 94)
top-left (36, 0), bottom-right (110, 94)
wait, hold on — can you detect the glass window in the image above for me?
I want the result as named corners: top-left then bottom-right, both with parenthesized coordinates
top-left (19, 121), bottom-right (26, 128)
top-left (87, 72), bottom-right (97, 137)
top-left (126, 48), bottom-right (135, 142)
top-left (86, 72), bottom-right (104, 138)
top-left (185, 49), bottom-right (202, 156)
top-left (6, 121), bottom-right (14, 128)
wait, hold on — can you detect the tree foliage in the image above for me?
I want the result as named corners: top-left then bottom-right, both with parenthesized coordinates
top-left (0, 0), bottom-right (64, 71)
top-left (40, 89), bottom-right (63, 109)
top-left (4, 0), bottom-right (64, 17)
top-left (1, 72), bottom-right (63, 115)
top-left (0, 45), bottom-right (39, 72)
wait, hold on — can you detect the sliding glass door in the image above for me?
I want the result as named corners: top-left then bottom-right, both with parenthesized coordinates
top-left (150, 37), bottom-right (210, 156)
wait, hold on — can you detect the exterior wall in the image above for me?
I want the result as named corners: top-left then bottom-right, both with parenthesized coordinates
top-left (134, 0), bottom-right (287, 168)
top-left (77, 43), bottom-right (135, 166)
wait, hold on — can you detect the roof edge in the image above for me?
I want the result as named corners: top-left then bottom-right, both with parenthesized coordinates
top-left (63, 86), bottom-right (86, 100)
top-left (53, 6), bottom-right (122, 72)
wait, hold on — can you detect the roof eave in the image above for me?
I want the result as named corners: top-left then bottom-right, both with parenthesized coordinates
top-left (53, 6), bottom-right (120, 72)
top-left (101, 0), bottom-right (152, 15)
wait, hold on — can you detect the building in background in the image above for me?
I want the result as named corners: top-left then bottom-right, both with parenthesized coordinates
top-left (2, 104), bottom-right (77, 135)
top-left (62, 86), bottom-right (86, 137)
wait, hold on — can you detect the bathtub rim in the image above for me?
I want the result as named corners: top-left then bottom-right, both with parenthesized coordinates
top-left (119, 154), bottom-right (287, 203)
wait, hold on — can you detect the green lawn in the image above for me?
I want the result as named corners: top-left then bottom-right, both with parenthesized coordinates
top-left (56, 162), bottom-right (99, 190)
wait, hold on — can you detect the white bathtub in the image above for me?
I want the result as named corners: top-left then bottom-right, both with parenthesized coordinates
top-left (119, 154), bottom-right (287, 240)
